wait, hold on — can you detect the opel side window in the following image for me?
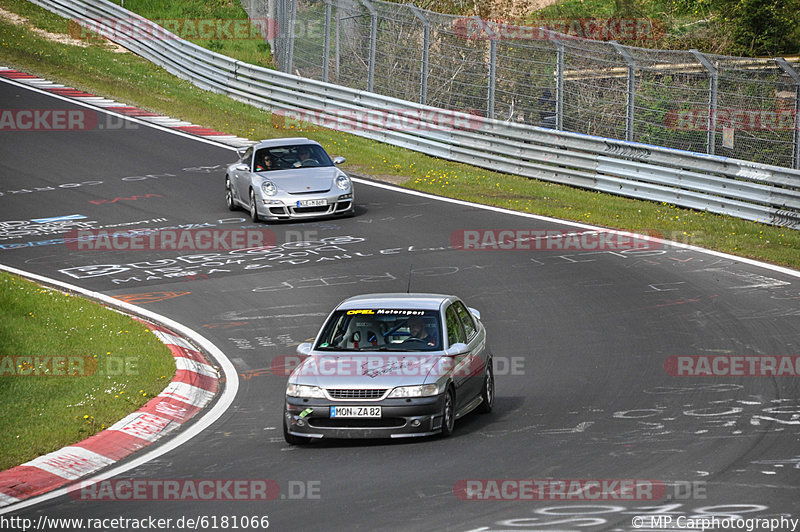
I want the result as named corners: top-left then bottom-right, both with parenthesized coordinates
top-left (445, 306), bottom-right (466, 347)
top-left (453, 302), bottom-right (476, 340)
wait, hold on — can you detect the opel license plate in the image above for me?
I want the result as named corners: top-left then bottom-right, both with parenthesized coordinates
top-left (330, 406), bottom-right (381, 418)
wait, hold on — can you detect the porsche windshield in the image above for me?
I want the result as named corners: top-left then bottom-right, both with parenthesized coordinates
top-left (253, 144), bottom-right (333, 171)
top-left (315, 309), bottom-right (442, 351)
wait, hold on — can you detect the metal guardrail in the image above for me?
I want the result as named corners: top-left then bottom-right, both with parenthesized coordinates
top-left (28, 0), bottom-right (800, 228)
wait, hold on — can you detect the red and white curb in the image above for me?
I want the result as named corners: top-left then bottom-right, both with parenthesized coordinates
top-left (0, 320), bottom-right (219, 507)
top-left (0, 67), bottom-right (254, 147)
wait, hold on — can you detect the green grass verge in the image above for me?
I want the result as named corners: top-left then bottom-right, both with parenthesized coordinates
top-left (95, 0), bottom-right (273, 67)
top-left (0, 271), bottom-right (175, 470)
top-left (0, 0), bottom-right (797, 271)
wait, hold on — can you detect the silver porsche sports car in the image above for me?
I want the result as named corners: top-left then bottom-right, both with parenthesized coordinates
top-left (225, 137), bottom-right (354, 221)
top-left (283, 293), bottom-right (494, 444)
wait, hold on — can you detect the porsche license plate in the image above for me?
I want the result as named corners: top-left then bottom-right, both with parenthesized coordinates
top-left (297, 199), bottom-right (327, 207)
top-left (330, 406), bottom-right (381, 418)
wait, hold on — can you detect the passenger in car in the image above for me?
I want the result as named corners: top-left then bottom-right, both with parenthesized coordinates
top-left (255, 152), bottom-right (275, 171)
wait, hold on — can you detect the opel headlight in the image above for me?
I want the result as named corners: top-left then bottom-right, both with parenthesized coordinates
top-left (286, 383), bottom-right (325, 398)
top-left (262, 180), bottom-right (277, 196)
top-left (335, 174), bottom-right (350, 191)
top-left (387, 383), bottom-right (441, 398)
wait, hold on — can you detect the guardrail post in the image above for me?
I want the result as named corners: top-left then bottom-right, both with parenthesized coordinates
top-left (488, 38), bottom-right (496, 120)
top-left (360, 0), bottom-right (377, 93)
top-left (323, 0), bottom-right (332, 82)
top-left (555, 40), bottom-right (564, 131)
top-left (611, 41), bottom-right (636, 142)
top-left (409, 5), bottom-right (430, 106)
top-left (776, 58), bottom-right (800, 170)
top-left (692, 49), bottom-right (718, 155)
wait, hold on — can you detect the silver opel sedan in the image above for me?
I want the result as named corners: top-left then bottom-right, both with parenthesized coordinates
top-left (283, 293), bottom-right (494, 444)
top-left (225, 137), bottom-right (354, 221)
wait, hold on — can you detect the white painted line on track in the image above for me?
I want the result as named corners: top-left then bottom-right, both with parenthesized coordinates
top-left (351, 178), bottom-right (800, 279)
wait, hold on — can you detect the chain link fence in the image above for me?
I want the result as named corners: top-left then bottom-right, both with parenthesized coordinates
top-left (246, 0), bottom-right (800, 169)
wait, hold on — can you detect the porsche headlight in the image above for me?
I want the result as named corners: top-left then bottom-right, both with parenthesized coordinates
top-left (387, 383), bottom-right (441, 398)
top-left (286, 383), bottom-right (325, 398)
top-left (262, 180), bottom-right (277, 196)
top-left (335, 174), bottom-right (350, 191)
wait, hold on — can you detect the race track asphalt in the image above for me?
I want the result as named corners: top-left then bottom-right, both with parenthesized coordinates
top-left (1, 77), bottom-right (799, 531)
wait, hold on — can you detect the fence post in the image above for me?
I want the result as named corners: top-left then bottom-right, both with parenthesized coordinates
top-left (691, 49), bottom-right (718, 156)
top-left (360, 0), bottom-right (378, 93)
top-left (776, 58), bottom-right (800, 170)
top-left (265, 0), bottom-right (276, 59)
top-left (409, 5), bottom-right (430, 106)
top-left (323, 0), bottom-right (332, 82)
top-left (488, 38), bottom-right (496, 120)
top-left (272, 0), bottom-right (283, 71)
top-left (555, 40), bottom-right (564, 131)
top-left (610, 41), bottom-right (636, 142)
top-left (286, 0), bottom-right (297, 74)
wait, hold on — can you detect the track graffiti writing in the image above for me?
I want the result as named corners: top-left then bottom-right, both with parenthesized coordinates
top-left (89, 193), bottom-right (163, 205)
top-left (0, 181), bottom-right (103, 197)
top-left (0, 173), bottom-right (180, 198)
top-left (0, 216), bottom-right (96, 241)
top-left (612, 399), bottom-right (800, 437)
top-left (465, 503), bottom-right (771, 531)
top-left (227, 335), bottom-right (296, 350)
top-left (251, 272), bottom-right (397, 292)
top-left (57, 236), bottom-right (367, 284)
